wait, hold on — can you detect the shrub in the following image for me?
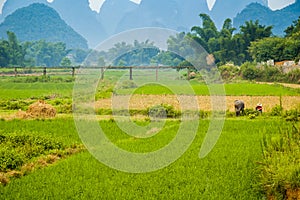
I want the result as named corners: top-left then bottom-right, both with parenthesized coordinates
top-left (244, 108), bottom-right (258, 116)
top-left (0, 100), bottom-right (31, 110)
top-left (116, 80), bottom-right (138, 89)
top-left (286, 69), bottom-right (300, 84)
top-left (248, 114), bottom-right (257, 119)
top-left (284, 109), bottom-right (300, 122)
top-left (218, 65), bottom-right (240, 81)
top-left (0, 149), bottom-right (24, 171)
top-left (260, 124), bottom-right (300, 199)
top-left (270, 105), bottom-right (283, 116)
top-left (147, 104), bottom-right (179, 119)
top-left (0, 135), bottom-right (65, 172)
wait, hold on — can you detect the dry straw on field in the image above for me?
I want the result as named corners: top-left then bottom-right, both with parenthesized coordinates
top-left (96, 95), bottom-right (300, 112)
top-left (15, 100), bottom-right (56, 119)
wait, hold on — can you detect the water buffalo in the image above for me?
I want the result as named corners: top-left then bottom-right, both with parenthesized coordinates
top-left (234, 100), bottom-right (245, 116)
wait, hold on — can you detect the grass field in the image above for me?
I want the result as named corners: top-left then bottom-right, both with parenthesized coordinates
top-left (0, 118), bottom-right (288, 199)
top-left (116, 82), bottom-right (300, 96)
top-left (0, 77), bottom-right (73, 100)
top-left (0, 73), bottom-right (299, 199)
top-left (0, 73), bottom-right (299, 101)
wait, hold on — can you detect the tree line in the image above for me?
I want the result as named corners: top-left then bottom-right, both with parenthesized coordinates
top-left (90, 14), bottom-right (300, 69)
top-left (188, 14), bottom-right (300, 65)
top-left (0, 31), bottom-right (88, 67)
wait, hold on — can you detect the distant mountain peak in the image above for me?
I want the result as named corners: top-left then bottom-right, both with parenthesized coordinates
top-left (233, 0), bottom-right (300, 36)
top-left (0, 3), bottom-right (88, 49)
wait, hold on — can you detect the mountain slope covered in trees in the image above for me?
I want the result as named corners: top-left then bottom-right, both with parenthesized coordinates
top-left (210, 0), bottom-right (267, 28)
top-left (0, 0), bottom-right (106, 47)
top-left (233, 1), bottom-right (300, 36)
top-left (0, 3), bottom-right (88, 49)
top-left (0, 0), bottom-right (46, 22)
top-left (50, 0), bottom-right (106, 47)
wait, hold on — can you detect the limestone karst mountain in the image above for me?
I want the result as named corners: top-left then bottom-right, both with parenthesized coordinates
top-left (0, 3), bottom-right (88, 49)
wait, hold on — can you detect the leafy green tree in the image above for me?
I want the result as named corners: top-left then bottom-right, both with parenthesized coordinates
top-left (60, 57), bottom-right (72, 66)
top-left (284, 16), bottom-right (300, 38)
top-left (234, 20), bottom-right (273, 63)
top-left (249, 37), bottom-right (285, 62)
top-left (0, 40), bottom-right (10, 67)
top-left (71, 49), bottom-right (89, 65)
top-left (191, 14), bottom-right (219, 52)
top-left (213, 19), bottom-right (236, 64)
top-left (240, 62), bottom-right (260, 80)
top-left (104, 40), bottom-right (160, 66)
top-left (7, 31), bottom-right (26, 66)
top-left (25, 40), bottom-right (69, 67)
top-left (191, 14), bottom-right (218, 44)
top-left (249, 17), bottom-right (300, 63)
top-left (190, 15), bottom-right (272, 65)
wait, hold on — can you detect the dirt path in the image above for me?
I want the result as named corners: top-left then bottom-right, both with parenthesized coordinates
top-left (257, 82), bottom-right (300, 89)
top-left (96, 95), bottom-right (300, 112)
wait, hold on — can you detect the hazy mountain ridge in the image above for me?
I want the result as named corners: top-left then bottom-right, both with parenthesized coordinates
top-left (0, 0), bottom-right (298, 48)
top-left (0, 3), bottom-right (88, 49)
top-left (209, 0), bottom-right (268, 28)
top-left (0, 0), bottom-right (47, 22)
top-left (115, 0), bottom-right (210, 33)
top-left (233, 0), bottom-right (300, 35)
top-left (97, 0), bottom-right (138, 36)
top-left (50, 0), bottom-right (107, 47)
top-left (0, 0), bottom-right (106, 47)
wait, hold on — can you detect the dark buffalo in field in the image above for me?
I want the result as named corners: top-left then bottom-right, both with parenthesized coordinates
top-left (234, 100), bottom-right (245, 116)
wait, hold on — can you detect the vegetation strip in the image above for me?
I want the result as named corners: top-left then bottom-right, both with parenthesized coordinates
top-left (0, 134), bottom-right (85, 186)
top-left (259, 123), bottom-right (300, 199)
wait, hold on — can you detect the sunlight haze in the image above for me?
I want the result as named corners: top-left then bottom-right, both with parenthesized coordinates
top-left (0, 0), bottom-right (296, 14)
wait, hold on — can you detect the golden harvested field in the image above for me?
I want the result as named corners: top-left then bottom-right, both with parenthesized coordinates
top-left (96, 95), bottom-right (300, 112)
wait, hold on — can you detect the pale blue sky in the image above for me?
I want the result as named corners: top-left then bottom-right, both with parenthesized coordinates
top-left (0, 0), bottom-right (296, 14)
top-left (88, 0), bottom-right (296, 11)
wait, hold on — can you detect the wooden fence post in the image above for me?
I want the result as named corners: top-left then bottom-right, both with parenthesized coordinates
top-left (187, 67), bottom-right (190, 80)
top-left (72, 67), bottom-right (75, 77)
top-left (156, 66), bottom-right (158, 81)
top-left (43, 67), bottom-right (46, 76)
top-left (129, 67), bottom-right (133, 80)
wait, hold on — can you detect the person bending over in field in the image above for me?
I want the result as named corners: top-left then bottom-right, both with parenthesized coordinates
top-left (256, 103), bottom-right (263, 114)
top-left (234, 100), bottom-right (245, 116)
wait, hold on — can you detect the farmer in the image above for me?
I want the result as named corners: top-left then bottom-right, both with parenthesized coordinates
top-left (256, 103), bottom-right (263, 114)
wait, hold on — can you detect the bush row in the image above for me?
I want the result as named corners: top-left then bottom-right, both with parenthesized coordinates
top-left (0, 99), bottom-right (72, 114)
top-left (12, 75), bottom-right (74, 83)
top-left (0, 135), bottom-right (64, 172)
top-left (218, 62), bottom-right (300, 84)
top-left (259, 123), bottom-right (300, 199)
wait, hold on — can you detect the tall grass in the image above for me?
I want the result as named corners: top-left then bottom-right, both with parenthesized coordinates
top-left (260, 122), bottom-right (300, 199)
top-left (0, 119), bottom-right (282, 199)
